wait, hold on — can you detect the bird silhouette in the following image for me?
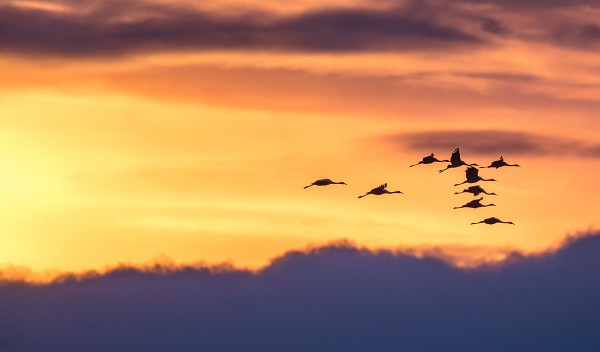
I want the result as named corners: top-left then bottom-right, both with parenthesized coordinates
top-left (453, 197), bottom-right (495, 209)
top-left (303, 179), bottom-right (347, 189)
top-left (454, 185), bottom-right (497, 196)
top-left (454, 167), bottom-right (496, 186)
top-left (483, 156), bottom-right (521, 168)
top-left (471, 217), bottom-right (515, 225)
top-left (358, 183), bottom-right (403, 199)
top-left (438, 148), bottom-right (478, 173)
top-left (409, 153), bottom-right (449, 167)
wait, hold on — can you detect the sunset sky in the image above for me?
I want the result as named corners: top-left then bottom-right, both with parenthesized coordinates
top-left (1, 0), bottom-right (599, 280)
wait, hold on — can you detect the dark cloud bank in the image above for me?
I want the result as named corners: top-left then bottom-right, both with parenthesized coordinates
top-left (0, 2), bottom-right (481, 57)
top-left (389, 130), bottom-right (600, 158)
top-left (2, 0), bottom-right (599, 58)
top-left (2, 233), bottom-right (600, 352)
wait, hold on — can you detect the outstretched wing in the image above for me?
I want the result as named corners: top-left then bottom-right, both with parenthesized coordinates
top-left (465, 199), bottom-right (479, 207)
top-left (450, 148), bottom-right (461, 164)
top-left (465, 166), bottom-right (479, 179)
top-left (371, 183), bottom-right (387, 192)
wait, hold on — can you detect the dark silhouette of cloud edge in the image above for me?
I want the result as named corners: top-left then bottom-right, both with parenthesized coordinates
top-left (1, 231), bottom-right (600, 352)
top-left (386, 129), bottom-right (600, 158)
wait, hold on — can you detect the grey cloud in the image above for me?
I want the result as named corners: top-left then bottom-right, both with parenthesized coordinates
top-left (463, 0), bottom-right (600, 8)
top-left (0, 2), bottom-right (484, 57)
top-left (1, 0), bottom-right (599, 58)
top-left (387, 130), bottom-right (600, 158)
top-left (452, 72), bottom-right (541, 82)
top-left (549, 24), bottom-right (600, 49)
top-left (1, 233), bottom-right (600, 351)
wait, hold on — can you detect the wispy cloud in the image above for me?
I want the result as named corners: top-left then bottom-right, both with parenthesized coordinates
top-left (386, 130), bottom-right (600, 158)
top-left (1, 232), bottom-right (599, 351)
top-left (2, 0), bottom-right (599, 59)
top-left (463, 0), bottom-right (600, 8)
top-left (0, 1), bottom-right (485, 57)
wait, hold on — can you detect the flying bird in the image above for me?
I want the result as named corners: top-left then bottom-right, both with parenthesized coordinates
top-left (483, 156), bottom-right (521, 168)
top-left (409, 153), bottom-right (449, 167)
top-left (303, 179), bottom-right (347, 189)
top-left (454, 167), bottom-right (496, 186)
top-left (454, 185), bottom-right (497, 196)
top-left (358, 183), bottom-right (403, 199)
top-left (438, 148), bottom-right (478, 173)
top-left (471, 217), bottom-right (515, 225)
top-left (453, 197), bottom-right (495, 209)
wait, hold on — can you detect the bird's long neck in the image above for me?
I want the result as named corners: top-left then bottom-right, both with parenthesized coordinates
top-left (507, 163), bottom-right (520, 167)
top-left (481, 177), bottom-right (496, 182)
top-left (389, 191), bottom-right (403, 194)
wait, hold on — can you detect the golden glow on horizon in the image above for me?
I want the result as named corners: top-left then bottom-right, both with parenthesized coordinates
top-left (1, 0), bottom-right (599, 278)
top-left (0, 89), bottom-right (598, 277)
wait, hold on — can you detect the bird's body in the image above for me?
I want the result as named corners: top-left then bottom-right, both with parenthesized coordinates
top-left (471, 217), bottom-right (515, 225)
top-left (358, 183), bottom-right (403, 198)
top-left (483, 156), bottom-right (521, 168)
top-left (439, 148), bottom-right (478, 173)
top-left (454, 167), bottom-right (496, 186)
top-left (453, 197), bottom-right (495, 209)
top-left (454, 185), bottom-right (497, 196)
top-left (409, 153), bottom-right (449, 167)
top-left (304, 178), bottom-right (347, 189)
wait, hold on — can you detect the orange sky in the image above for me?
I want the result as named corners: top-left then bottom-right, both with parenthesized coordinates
top-left (1, 0), bottom-right (599, 280)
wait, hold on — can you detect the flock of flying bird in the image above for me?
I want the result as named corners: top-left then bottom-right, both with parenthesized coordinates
top-left (304, 148), bottom-right (520, 226)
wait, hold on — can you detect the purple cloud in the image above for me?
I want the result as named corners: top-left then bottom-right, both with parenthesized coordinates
top-left (1, 233), bottom-right (599, 351)
top-left (0, 2), bottom-right (483, 57)
top-left (386, 130), bottom-right (600, 158)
